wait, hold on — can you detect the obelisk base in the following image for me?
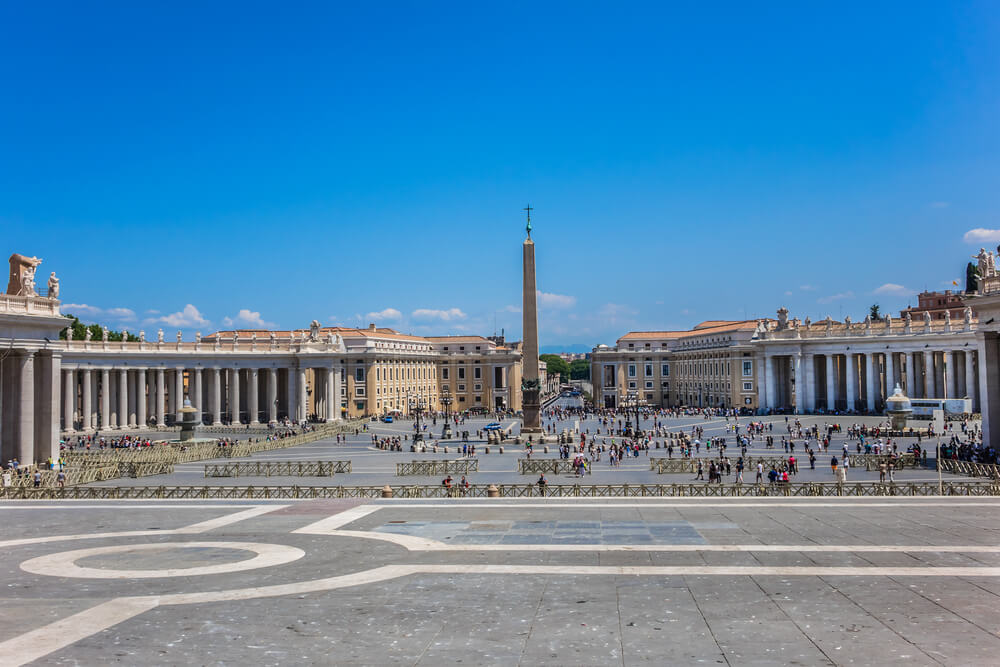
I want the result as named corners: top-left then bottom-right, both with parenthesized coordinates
top-left (521, 387), bottom-right (542, 437)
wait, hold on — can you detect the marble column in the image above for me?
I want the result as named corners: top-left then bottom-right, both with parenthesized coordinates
top-left (331, 365), bottom-right (342, 420)
top-left (211, 368), bottom-right (223, 425)
top-left (296, 367), bottom-right (307, 422)
top-left (966, 351), bottom-right (977, 406)
top-left (35, 352), bottom-right (61, 463)
top-left (63, 368), bottom-right (75, 432)
top-left (845, 354), bottom-right (857, 410)
top-left (229, 368), bottom-right (241, 424)
top-left (174, 367), bottom-right (185, 419)
top-left (17, 351), bottom-right (35, 463)
top-left (100, 368), bottom-right (110, 430)
top-left (81, 368), bottom-right (92, 431)
top-left (155, 368), bottom-right (166, 427)
top-left (287, 367), bottom-right (298, 422)
top-left (193, 368), bottom-right (203, 424)
top-left (764, 355), bottom-right (776, 410)
top-left (136, 369), bottom-right (147, 429)
top-left (248, 367), bottom-right (259, 424)
top-left (924, 350), bottom-right (934, 398)
top-left (267, 368), bottom-right (278, 423)
top-left (943, 351), bottom-right (954, 399)
top-left (906, 352), bottom-right (916, 397)
top-left (803, 353), bottom-right (815, 411)
top-left (118, 369), bottom-right (127, 430)
top-left (825, 355), bottom-right (835, 411)
top-left (793, 354), bottom-right (804, 413)
top-left (865, 353), bottom-right (876, 411)
top-left (127, 370), bottom-right (137, 428)
top-left (325, 368), bottom-right (336, 420)
top-left (885, 352), bottom-right (895, 397)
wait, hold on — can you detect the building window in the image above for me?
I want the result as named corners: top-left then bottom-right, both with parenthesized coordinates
top-left (355, 387), bottom-right (365, 396)
top-left (628, 381), bottom-right (636, 389)
top-left (442, 385), bottom-right (450, 392)
top-left (474, 383), bottom-right (482, 391)
top-left (442, 368), bottom-right (449, 380)
top-left (645, 393), bottom-right (653, 401)
top-left (645, 381), bottom-right (653, 389)
top-left (458, 367), bottom-right (466, 380)
top-left (355, 368), bottom-right (364, 382)
top-left (458, 384), bottom-right (466, 392)
top-left (662, 364), bottom-right (669, 377)
top-left (474, 367), bottom-right (481, 379)
top-left (628, 364), bottom-right (636, 377)
top-left (661, 381), bottom-right (669, 389)
top-left (743, 382), bottom-right (752, 392)
top-left (645, 364), bottom-right (653, 377)
top-left (742, 361), bottom-right (752, 377)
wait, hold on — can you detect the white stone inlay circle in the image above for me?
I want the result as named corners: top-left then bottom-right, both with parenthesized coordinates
top-left (20, 541), bottom-right (305, 579)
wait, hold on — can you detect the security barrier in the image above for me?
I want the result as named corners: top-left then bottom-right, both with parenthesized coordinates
top-left (204, 461), bottom-right (352, 477)
top-left (2, 480), bottom-right (998, 500)
top-left (938, 459), bottom-right (1000, 479)
top-left (395, 460), bottom-right (479, 476)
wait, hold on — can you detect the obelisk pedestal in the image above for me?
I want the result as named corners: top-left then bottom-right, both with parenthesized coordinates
top-left (521, 231), bottom-right (542, 436)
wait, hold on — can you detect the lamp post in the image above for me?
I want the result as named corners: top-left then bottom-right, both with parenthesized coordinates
top-left (625, 390), bottom-right (644, 437)
top-left (408, 392), bottom-right (426, 442)
top-left (441, 390), bottom-right (453, 422)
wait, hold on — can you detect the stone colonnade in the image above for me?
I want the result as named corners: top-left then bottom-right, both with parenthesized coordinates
top-left (60, 362), bottom-right (344, 433)
top-left (760, 347), bottom-right (978, 413)
top-left (0, 350), bottom-right (60, 464)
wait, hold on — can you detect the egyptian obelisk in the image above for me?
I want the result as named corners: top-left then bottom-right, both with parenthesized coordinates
top-left (521, 205), bottom-right (542, 435)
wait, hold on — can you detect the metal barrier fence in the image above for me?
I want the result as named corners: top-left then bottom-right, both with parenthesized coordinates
top-left (396, 460), bottom-right (479, 476)
top-left (517, 459), bottom-right (588, 475)
top-left (204, 461), bottom-right (352, 477)
top-left (649, 457), bottom-right (789, 474)
top-left (2, 480), bottom-right (998, 500)
top-left (10, 419), bottom-right (365, 489)
top-left (939, 459), bottom-right (1000, 479)
top-left (847, 453), bottom-right (918, 470)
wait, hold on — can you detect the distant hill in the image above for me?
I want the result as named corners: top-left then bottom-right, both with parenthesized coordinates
top-left (540, 343), bottom-right (593, 355)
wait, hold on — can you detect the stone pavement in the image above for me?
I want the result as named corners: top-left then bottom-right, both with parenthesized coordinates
top-left (80, 413), bottom-right (970, 488)
top-left (1, 496), bottom-right (999, 665)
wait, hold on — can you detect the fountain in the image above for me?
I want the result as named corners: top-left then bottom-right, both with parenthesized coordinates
top-left (884, 383), bottom-right (913, 431)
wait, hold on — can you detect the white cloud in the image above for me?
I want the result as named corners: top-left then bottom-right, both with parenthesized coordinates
top-left (222, 309), bottom-right (276, 328)
top-left (537, 291), bottom-right (576, 308)
top-left (599, 303), bottom-right (638, 320)
top-left (873, 283), bottom-right (917, 297)
top-left (144, 309), bottom-right (160, 315)
top-left (63, 303), bottom-right (136, 322)
top-left (680, 308), bottom-right (692, 315)
top-left (817, 291), bottom-right (854, 304)
top-left (799, 285), bottom-right (816, 291)
top-left (963, 228), bottom-right (1000, 244)
top-left (501, 304), bottom-right (521, 313)
top-left (144, 304), bottom-right (210, 328)
top-left (412, 307), bottom-right (467, 321)
top-left (365, 308), bottom-right (402, 321)
top-left (930, 201), bottom-right (950, 208)
top-left (784, 291), bottom-right (793, 296)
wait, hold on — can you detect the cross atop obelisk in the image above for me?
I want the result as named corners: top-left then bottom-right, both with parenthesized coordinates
top-left (521, 205), bottom-right (542, 436)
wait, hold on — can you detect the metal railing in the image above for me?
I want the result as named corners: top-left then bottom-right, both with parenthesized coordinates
top-left (204, 461), bottom-right (352, 477)
top-left (938, 459), bottom-right (1000, 479)
top-left (395, 460), bottom-right (479, 476)
top-left (2, 480), bottom-right (998, 499)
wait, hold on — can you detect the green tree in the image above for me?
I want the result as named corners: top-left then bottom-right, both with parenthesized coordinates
top-left (569, 359), bottom-right (591, 380)
top-left (869, 303), bottom-right (881, 320)
top-left (59, 314), bottom-right (139, 341)
top-left (540, 354), bottom-right (570, 383)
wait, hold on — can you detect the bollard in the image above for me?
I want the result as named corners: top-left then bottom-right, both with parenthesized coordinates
top-left (487, 484), bottom-right (499, 498)
top-left (444, 446), bottom-right (448, 453)
top-left (485, 446), bottom-right (490, 454)
top-left (433, 446), bottom-right (438, 453)
top-left (544, 445), bottom-right (549, 454)
top-left (382, 485), bottom-right (393, 498)
top-left (499, 446), bottom-right (504, 454)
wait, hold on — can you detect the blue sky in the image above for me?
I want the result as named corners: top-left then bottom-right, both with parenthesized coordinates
top-left (2, 2), bottom-right (998, 348)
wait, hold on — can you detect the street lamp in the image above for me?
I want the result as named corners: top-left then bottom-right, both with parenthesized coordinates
top-left (408, 392), bottom-right (427, 442)
top-left (441, 390), bottom-right (453, 421)
top-left (625, 390), bottom-right (644, 437)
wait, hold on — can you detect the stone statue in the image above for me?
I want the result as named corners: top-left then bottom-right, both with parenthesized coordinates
top-left (964, 306), bottom-right (973, 326)
top-left (776, 307), bottom-right (789, 331)
top-left (974, 248), bottom-right (992, 278)
top-left (269, 331), bottom-right (276, 347)
top-left (905, 311), bottom-right (912, 328)
top-left (122, 329), bottom-right (128, 340)
top-left (944, 310), bottom-right (952, 331)
top-left (47, 272), bottom-right (59, 299)
top-left (884, 314), bottom-right (892, 333)
top-left (176, 330), bottom-right (182, 343)
top-left (157, 329), bottom-right (164, 344)
top-left (101, 326), bottom-right (109, 342)
top-left (84, 328), bottom-right (92, 342)
top-left (139, 330), bottom-right (145, 343)
top-left (326, 332), bottom-right (335, 345)
top-left (989, 251), bottom-right (998, 278)
top-left (825, 317), bottom-right (833, 335)
top-left (233, 331), bottom-right (240, 348)
top-left (309, 320), bottom-right (321, 342)
top-left (196, 331), bottom-right (201, 344)
top-left (804, 316), bottom-right (812, 329)
top-left (7, 254), bottom-right (42, 296)
top-left (844, 315), bottom-right (852, 329)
